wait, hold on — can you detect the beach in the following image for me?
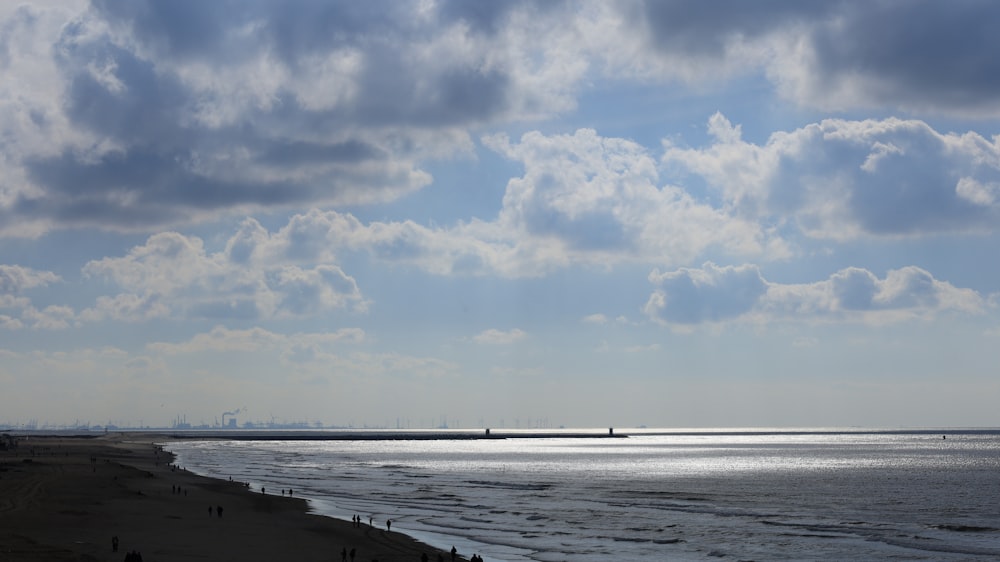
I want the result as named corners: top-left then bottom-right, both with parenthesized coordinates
top-left (0, 433), bottom-right (453, 562)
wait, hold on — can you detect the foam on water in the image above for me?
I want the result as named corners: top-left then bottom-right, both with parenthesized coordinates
top-left (166, 430), bottom-right (1000, 561)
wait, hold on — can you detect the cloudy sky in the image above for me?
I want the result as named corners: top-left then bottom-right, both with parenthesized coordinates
top-left (2, 0), bottom-right (1000, 429)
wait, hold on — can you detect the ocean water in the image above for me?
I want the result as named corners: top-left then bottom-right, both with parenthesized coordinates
top-left (165, 429), bottom-right (1000, 561)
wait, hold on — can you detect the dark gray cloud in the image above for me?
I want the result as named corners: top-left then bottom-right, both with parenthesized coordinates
top-left (88, 0), bottom-right (517, 128)
top-left (637, 0), bottom-right (831, 57)
top-left (632, 0), bottom-right (1000, 115)
top-left (22, 148), bottom-right (301, 229)
top-left (809, 0), bottom-right (1000, 113)
top-left (91, 0), bottom-right (243, 60)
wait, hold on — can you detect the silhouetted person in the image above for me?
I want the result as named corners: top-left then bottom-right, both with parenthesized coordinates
top-left (217, 505), bottom-right (223, 518)
top-left (208, 506), bottom-right (213, 517)
top-left (341, 546), bottom-right (347, 562)
top-left (451, 546), bottom-right (457, 561)
top-left (349, 547), bottom-right (356, 562)
top-left (386, 519), bottom-right (391, 532)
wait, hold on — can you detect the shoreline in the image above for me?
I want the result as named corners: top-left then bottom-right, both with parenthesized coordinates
top-left (0, 432), bottom-right (464, 561)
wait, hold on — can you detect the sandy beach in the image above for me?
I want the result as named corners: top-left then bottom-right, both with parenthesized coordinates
top-left (0, 433), bottom-right (460, 562)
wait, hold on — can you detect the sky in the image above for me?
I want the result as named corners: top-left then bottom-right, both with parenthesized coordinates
top-left (2, 0), bottom-right (1000, 430)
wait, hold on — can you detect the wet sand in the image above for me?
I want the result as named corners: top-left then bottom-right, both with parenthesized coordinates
top-left (0, 433), bottom-right (458, 561)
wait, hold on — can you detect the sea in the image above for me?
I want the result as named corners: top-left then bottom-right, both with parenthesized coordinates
top-left (164, 428), bottom-right (1000, 561)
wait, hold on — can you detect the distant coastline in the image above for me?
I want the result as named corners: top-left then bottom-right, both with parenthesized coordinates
top-left (6, 426), bottom-right (997, 441)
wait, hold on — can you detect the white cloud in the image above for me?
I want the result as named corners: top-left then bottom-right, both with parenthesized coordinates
top-left (20, 304), bottom-right (75, 330)
top-left (148, 325), bottom-right (365, 355)
top-left (664, 116), bottom-right (1000, 240)
top-left (646, 262), bottom-right (984, 327)
top-left (0, 265), bottom-right (66, 330)
top-left (81, 230), bottom-right (366, 322)
top-left (0, 265), bottom-right (60, 293)
top-left (956, 177), bottom-right (1000, 207)
top-left (216, 124), bottom-right (788, 281)
top-left (473, 328), bottom-right (527, 345)
top-left (488, 128), bottom-right (777, 263)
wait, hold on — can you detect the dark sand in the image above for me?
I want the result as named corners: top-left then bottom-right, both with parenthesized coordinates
top-left (0, 433), bottom-right (463, 561)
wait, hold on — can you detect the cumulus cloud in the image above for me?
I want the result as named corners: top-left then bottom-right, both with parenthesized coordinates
top-left (0, 265), bottom-right (60, 293)
top-left (646, 262), bottom-right (983, 327)
top-left (645, 263), bottom-right (767, 324)
top-left (0, 264), bottom-right (65, 330)
top-left (81, 230), bottom-right (365, 322)
top-left (201, 113), bottom-right (1000, 283)
top-left (211, 128), bottom-right (786, 279)
top-left (487, 129), bottom-right (783, 263)
top-left (247, 116), bottom-right (1000, 279)
top-left (0, 1), bottom-right (591, 237)
top-left (5, 2), bottom-right (999, 239)
top-left (664, 115), bottom-right (1000, 240)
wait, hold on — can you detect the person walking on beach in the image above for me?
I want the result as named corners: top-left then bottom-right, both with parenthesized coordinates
top-left (386, 519), bottom-right (391, 532)
top-left (341, 546), bottom-right (347, 562)
top-left (349, 547), bottom-right (356, 562)
top-left (217, 505), bottom-right (223, 518)
top-left (451, 546), bottom-right (457, 561)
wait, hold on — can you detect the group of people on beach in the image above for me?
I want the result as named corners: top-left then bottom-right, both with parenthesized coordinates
top-left (418, 545), bottom-right (481, 562)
